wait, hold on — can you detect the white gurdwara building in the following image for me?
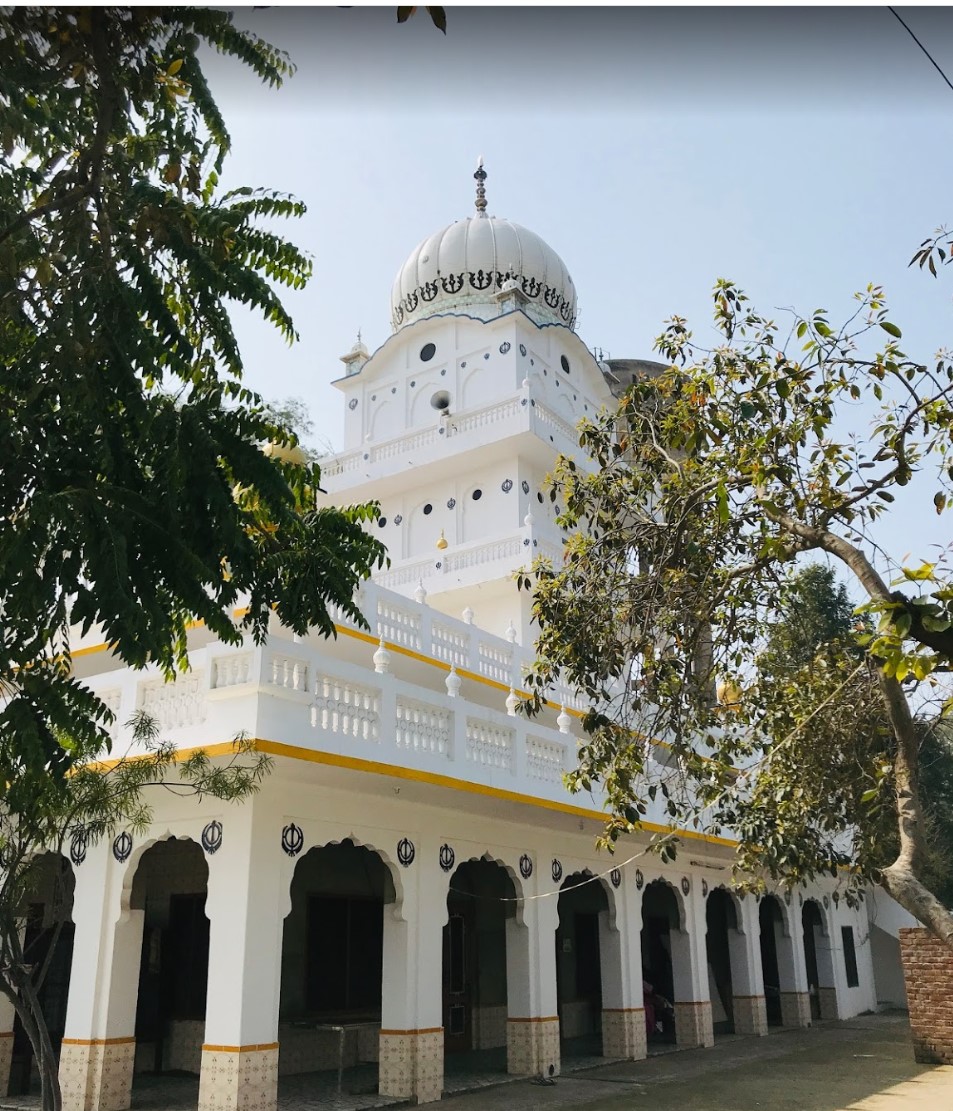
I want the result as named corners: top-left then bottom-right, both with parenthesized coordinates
top-left (18, 166), bottom-right (910, 1111)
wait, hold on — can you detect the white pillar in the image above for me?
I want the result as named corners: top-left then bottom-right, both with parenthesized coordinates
top-left (730, 897), bottom-right (767, 1036)
top-left (198, 802), bottom-right (284, 1111)
top-left (673, 878), bottom-right (714, 1048)
top-left (776, 896), bottom-right (811, 1027)
top-left (505, 862), bottom-right (559, 1078)
top-left (59, 843), bottom-right (140, 1111)
top-left (378, 836), bottom-right (445, 1105)
top-left (600, 874), bottom-right (646, 1060)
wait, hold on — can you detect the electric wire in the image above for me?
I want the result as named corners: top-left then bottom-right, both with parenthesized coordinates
top-left (889, 7), bottom-right (953, 96)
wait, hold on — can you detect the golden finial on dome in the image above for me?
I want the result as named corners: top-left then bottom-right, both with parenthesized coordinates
top-left (474, 155), bottom-right (487, 217)
top-left (436, 529), bottom-right (449, 551)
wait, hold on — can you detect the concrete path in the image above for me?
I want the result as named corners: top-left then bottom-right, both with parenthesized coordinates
top-left (441, 1013), bottom-right (953, 1111)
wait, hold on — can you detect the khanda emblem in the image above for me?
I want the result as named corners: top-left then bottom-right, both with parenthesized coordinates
top-left (544, 285), bottom-right (560, 309)
top-left (560, 300), bottom-right (572, 322)
top-left (420, 280), bottom-right (439, 302)
top-left (522, 276), bottom-right (542, 298)
top-left (404, 290), bottom-right (419, 313)
top-left (442, 273), bottom-right (464, 294)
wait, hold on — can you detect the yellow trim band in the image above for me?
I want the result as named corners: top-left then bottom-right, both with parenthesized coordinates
top-left (202, 1042), bottom-right (278, 1053)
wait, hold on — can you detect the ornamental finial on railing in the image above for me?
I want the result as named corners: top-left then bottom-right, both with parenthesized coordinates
top-left (474, 156), bottom-right (487, 217)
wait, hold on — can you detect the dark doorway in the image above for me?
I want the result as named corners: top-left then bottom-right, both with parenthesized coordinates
top-left (443, 859), bottom-right (514, 1067)
top-left (759, 897), bottom-right (783, 1026)
top-left (802, 901), bottom-right (823, 1020)
top-left (132, 838), bottom-right (210, 1076)
top-left (706, 889), bottom-right (737, 1035)
top-left (556, 873), bottom-right (608, 1056)
top-left (640, 881), bottom-right (678, 1044)
top-left (281, 840), bottom-right (392, 1022)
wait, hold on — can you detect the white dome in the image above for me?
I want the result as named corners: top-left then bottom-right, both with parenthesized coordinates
top-left (390, 167), bottom-right (577, 332)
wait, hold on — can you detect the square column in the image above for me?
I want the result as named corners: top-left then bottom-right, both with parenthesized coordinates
top-left (199, 803), bottom-right (284, 1111)
top-left (776, 898), bottom-right (811, 1028)
top-left (600, 875), bottom-right (646, 1060)
top-left (505, 877), bottom-right (560, 1078)
top-left (378, 838), bottom-right (445, 1105)
top-left (60, 845), bottom-right (141, 1111)
top-left (673, 879), bottom-right (714, 1048)
top-left (730, 898), bottom-right (768, 1036)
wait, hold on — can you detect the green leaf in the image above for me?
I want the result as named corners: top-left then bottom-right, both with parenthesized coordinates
top-left (880, 321), bottom-right (902, 338)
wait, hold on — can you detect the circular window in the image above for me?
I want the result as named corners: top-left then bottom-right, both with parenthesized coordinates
top-left (537, 492), bottom-right (544, 504)
top-left (560, 355), bottom-right (570, 374)
top-left (420, 343), bottom-right (436, 362)
top-left (378, 517), bottom-right (387, 528)
top-left (430, 390), bottom-right (451, 412)
top-left (472, 489), bottom-right (482, 501)
top-left (423, 503), bottom-right (433, 515)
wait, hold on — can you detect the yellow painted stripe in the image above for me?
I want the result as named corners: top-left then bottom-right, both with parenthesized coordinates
top-left (602, 1007), bottom-right (645, 1014)
top-left (86, 736), bottom-right (738, 849)
top-left (61, 1036), bottom-right (135, 1046)
top-left (202, 1042), bottom-right (278, 1053)
top-left (506, 1016), bottom-right (559, 1024)
top-left (380, 1027), bottom-right (443, 1036)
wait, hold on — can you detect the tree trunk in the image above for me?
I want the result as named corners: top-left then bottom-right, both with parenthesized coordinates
top-left (1, 972), bottom-right (62, 1111)
top-left (877, 671), bottom-right (953, 949)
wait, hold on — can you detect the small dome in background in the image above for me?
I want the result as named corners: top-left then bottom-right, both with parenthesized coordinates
top-left (390, 161), bottom-right (577, 333)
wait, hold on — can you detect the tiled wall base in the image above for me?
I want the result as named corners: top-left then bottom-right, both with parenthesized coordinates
top-left (60, 1037), bottom-right (136, 1111)
top-left (674, 1001), bottom-right (714, 1048)
top-left (277, 1023), bottom-right (379, 1074)
top-left (506, 1017), bottom-right (560, 1078)
top-left (472, 1005), bottom-right (507, 1050)
top-left (0, 1032), bottom-right (12, 1099)
top-left (378, 1028), bottom-right (443, 1105)
top-left (197, 1044), bottom-right (278, 1111)
top-left (818, 987), bottom-right (840, 1021)
top-left (779, 991), bottom-right (812, 1028)
top-left (166, 1019), bottom-right (204, 1074)
top-left (732, 995), bottom-right (768, 1036)
top-left (601, 1009), bottom-right (647, 1060)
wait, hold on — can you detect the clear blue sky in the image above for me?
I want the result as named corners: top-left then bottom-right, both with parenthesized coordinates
top-left (202, 5), bottom-right (953, 580)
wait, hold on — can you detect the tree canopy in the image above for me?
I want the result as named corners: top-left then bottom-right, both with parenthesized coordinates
top-left (1, 8), bottom-right (387, 793)
top-left (522, 277), bottom-right (953, 945)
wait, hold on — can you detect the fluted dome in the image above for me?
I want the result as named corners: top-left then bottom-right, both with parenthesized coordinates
top-left (390, 164), bottom-right (577, 332)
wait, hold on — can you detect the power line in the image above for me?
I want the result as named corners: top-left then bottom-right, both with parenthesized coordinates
top-left (889, 7), bottom-right (953, 96)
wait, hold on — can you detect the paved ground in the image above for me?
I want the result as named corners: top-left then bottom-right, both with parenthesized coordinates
top-left (441, 1014), bottom-right (953, 1111)
top-left (1, 1013), bottom-right (950, 1110)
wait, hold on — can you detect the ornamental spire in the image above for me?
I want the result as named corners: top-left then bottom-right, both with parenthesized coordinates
top-left (474, 155), bottom-right (487, 217)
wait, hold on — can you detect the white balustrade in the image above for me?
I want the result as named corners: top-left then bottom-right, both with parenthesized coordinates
top-left (100, 689), bottom-right (122, 739)
top-left (466, 718), bottom-right (514, 771)
top-left (443, 536), bottom-right (524, 574)
top-left (312, 674), bottom-right (380, 741)
top-left (212, 653), bottom-right (253, 689)
top-left (432, 621), bottom-right (469, 668)
top-left (526, 735), bottom-right (566, 783)
top-left (139, 672), bottom-right (207, 730)
top-left (324, 396), bottom-right (524, 480)
top-left (377, 599), bottom-right (422, 650)
top-left (478, 640), bottom-right (513, 685)
top-left (269, 654), bottom-right (309, 692)
top-left (396, 698), bottom-right (451, 757)
top-left (533, 401), bottom-right (578, 443)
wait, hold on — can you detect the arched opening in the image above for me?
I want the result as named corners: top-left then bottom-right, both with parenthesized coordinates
top-left (705, 888), bottom-right (739, 1035)
top-left (279, 839), bottom-right (394, 1098)
top-left (802, 899), bottom-right (837, 1020)
top-left (556, 873), bottom-right (608, 1059)
top-left (8, 853), bottom-right (75, 1098)
top-left (443, 858), bottom-right (516, 1089)
top-left (131, 838), bottom-right (209, 1093)
top-left (759, 897), bottom-right (784, 1027)
top-left (640, 881), bottom-right (679, 1046)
